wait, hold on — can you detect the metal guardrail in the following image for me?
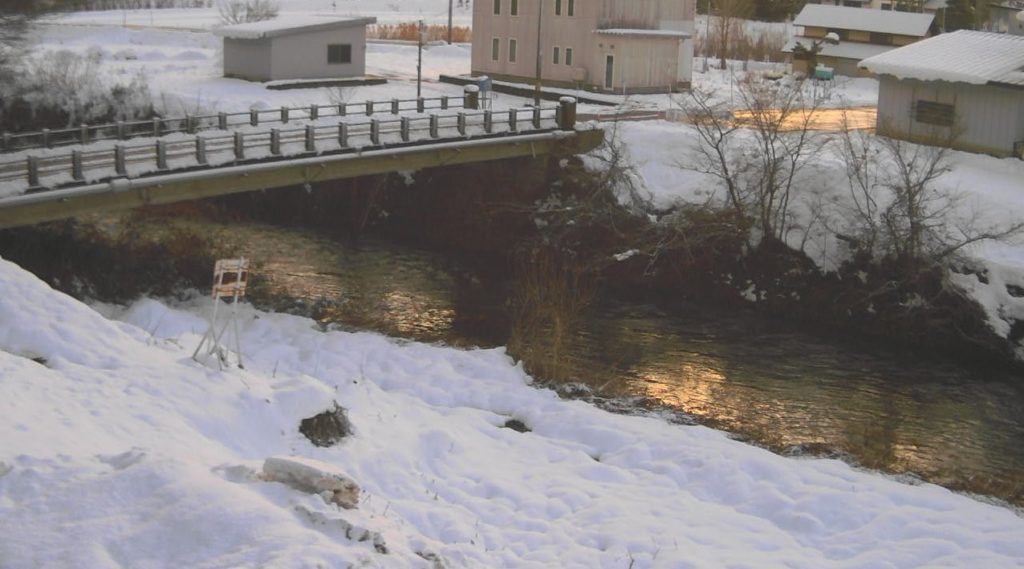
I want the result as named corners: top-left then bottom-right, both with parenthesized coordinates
top-left (0, 95), bottom-right (469, 153)
top-left (0, 98), bottom-right (581, 193)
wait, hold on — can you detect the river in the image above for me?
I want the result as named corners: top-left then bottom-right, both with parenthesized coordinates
top-left (170, 218), bottom-right (1024, 509)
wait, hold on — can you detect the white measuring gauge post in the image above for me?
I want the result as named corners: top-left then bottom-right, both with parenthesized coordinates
top-left (192, 258), bottom-right (250, 369)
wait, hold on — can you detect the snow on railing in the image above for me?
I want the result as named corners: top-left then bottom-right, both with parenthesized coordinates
top-left (0, 97), bottom-right (581, 195)
top-left (0, 95), bottom-right (470, 154)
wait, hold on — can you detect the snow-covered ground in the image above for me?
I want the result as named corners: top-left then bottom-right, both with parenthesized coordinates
top-left (2, 256), bottom-right (1024, 569)
top-left (4, 9), bottom-right (1024, 566)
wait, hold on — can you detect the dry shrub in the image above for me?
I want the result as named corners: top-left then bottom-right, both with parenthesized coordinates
top-left (369, 23), bottom-right (472, 43)
top-left (506, 247), bottom-right (596, 382)
top-left (695, 23), bottom-right (788, 63)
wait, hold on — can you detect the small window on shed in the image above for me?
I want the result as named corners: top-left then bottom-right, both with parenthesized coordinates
top-left (568, 0), bottom-right (575, 16)
top-left (510, 0), bottom-right (518, 15)
top-left (565, 47), bottom-right (573, 66)
top-left (555, 0), bottom-right (562, 15)
top-left (327, 44), bottom-right (352, 64)
top-left (869, 32), bottom-right (892, 45)
top-left (914, 100), bottom-right (955, 127)
top-left (493, 0), bottom-right (501, 15)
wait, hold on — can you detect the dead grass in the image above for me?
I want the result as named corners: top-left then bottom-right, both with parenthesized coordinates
top-left (369, 22), bottom-right (472, 43)
top-left (506, 247), bottom-right (596, 382)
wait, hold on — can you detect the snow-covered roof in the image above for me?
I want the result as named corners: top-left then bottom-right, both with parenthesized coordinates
top-left (212, 15), bottom-right (377, 40)
top-left (594, 28), bottom-right (691, 39)
top-left (782, 37), bottom-right (895, 60)
top-left (793, 4), bottom-right (934, 37)
top-left (859, 29), bottom-right (1024, 86)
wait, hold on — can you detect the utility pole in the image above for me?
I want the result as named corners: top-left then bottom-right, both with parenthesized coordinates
top-left (417, 19), bottom-right (425, 98)
top-left (534, 0), bottom-right (543, 106)
top-left (448, 0), bottom-right (454, 44)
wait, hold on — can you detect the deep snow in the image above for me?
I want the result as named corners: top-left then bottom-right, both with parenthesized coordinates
top-left (2, 257), bottom-right (1024, 568)
top-left (4, 5), bottom-right (1024, 567)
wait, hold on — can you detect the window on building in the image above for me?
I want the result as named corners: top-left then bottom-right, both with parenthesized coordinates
top-left (869, 32), bottom-right (892, 44)
top-left (555, 0), bottom-right (562, 15)
top-left (510, 0), bottom-right (518, 15)
top-left (568, 0), bottom-right (575, 16)
top-left (509, 38), bottom-right (517, 62)
top-left (565, 47), bottom-right (573, 66)
top-left (493, 0), bottom-right (500, 15)
top-left (553, 46), bottom-right (560, 64)
top-left (491, 37), bottom-right (500, 61)
top-left (327, 44), bottom-right (352, 64)
top-left (914, 100), bottom-right (955, 127)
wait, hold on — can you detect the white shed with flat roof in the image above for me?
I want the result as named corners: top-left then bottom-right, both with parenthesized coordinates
top-left (213, 16), bottom-right (377, 82)
top-left (860, 30), bottom-right (1024, 157)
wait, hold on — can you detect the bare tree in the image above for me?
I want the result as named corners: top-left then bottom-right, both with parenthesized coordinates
top-left (834, 119), bottom-right (1024, 269)
top-left (681, 74), bottom-right (827, 245)
top-left (217, 0), bottom-right (278, 25)
top-left (712, 0), bottom-right (753, 69)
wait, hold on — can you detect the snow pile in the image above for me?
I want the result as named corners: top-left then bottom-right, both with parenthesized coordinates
top-left (1, 255), bottom-right (1023, 568)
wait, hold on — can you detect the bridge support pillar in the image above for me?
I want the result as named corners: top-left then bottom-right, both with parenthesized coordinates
top-left (558, 97), bottom-right (577, 131)
top-left (464, 85), bottom-right (480, 110)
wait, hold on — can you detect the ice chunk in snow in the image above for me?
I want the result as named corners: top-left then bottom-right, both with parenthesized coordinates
top-left (262, 455), bottom-right (361, 509)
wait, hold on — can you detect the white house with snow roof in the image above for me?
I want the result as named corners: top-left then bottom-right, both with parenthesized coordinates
top-left (783, 4), bottom-right (934, 77)
top-left (859, 30), bottom-right (1024, 157)
top-left (213, 16), bottom-right (376, 82)
top-left (471, 0), bottom-right (695, 94)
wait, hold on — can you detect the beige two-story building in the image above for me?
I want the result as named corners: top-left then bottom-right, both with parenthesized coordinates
top-left (471, 0), bottom-right (695, 94)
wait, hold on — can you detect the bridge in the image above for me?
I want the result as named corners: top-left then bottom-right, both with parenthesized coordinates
top-left (0, 92), bottom-right (603, 229)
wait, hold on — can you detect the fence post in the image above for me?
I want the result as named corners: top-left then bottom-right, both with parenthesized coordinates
top-left (27, 156), bottom-right (39, 187)
top-left (429, 114), bottom-right (439, 138)
top-left (71, 150), bottom-right (84, 181)
top-left (218, 112), bottom-right (228, 130)
top-left (339, 103), bottom-right (347, 117)
top-left (2, 131), bottom-right (11, 151)
top-left (41, 128), bottom-right (51, 149)
top-left (305, 124), bottom-right (316, 152)
top-left (156, 140), bottom-right (168, 170)
top-left (400, 117), bottom-right (410, 142)
top-left (464, 85), bottom-right (480, 110)
top-left (338, 122), bottom-right (348, 147)
top-left (370, 119), bottom-right (380, 145)
top-left (270, 128), bottom-right (281, 155)
top-left (185, 114), bottom-right (195, 135)
top-left (281, 107), bottom-right (289, 124)
top-left (79, 125), bottom-right (89, 146)
top-left (532, 106), bottom-right (542, 129)
top-left (250, 109), bottom-right (259, 127)
top-left (457, 112), bottom-right (466, 136)
top-left (117, 120), bottom-right (127, 140)
top-left (114, 144), bottom-right (126, 176)
top-left (366, 100), bottom-right (374, 116)
top-left (310, 103), bottom-right (319, 121)
top-left (441, 95), bottom-right (449, 110)
top-left (417, 97), bottom-right (425, 113)
top-left (558, 96), bottom-right (577, 131)
top-left (508, 109), bottom-right (517, 133)
top-left (152, 117), bottom-right (161, 137)
top-left (389, 99), bottom-right (399, 115)
top-left (483, 110), bottom-right (493, 134)
top-left (234, 132), bottom-right (245, 160)
top-left (195, 137), bottom-right (207, 164)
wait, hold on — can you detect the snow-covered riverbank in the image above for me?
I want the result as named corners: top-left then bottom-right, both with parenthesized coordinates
top-left (1, 256), bottom-right (1023, 568)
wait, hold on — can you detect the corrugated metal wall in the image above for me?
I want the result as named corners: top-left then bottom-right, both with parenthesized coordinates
top-left (878, 76), bottom-right (1024, 157)
top-left (224, 39), bottom-right (273, 81)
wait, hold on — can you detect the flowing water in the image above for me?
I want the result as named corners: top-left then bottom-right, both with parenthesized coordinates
top-left (178, 219), bottom-right (1024, 508)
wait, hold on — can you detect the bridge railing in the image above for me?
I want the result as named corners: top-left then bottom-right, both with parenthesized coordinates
top-left (0, 98), bottom-right (580, 192)
top-left (0, 95), bottom-right (470, 153)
